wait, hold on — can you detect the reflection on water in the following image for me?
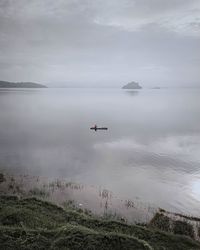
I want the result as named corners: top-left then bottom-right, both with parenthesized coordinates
top-left (124, 90), bottom-right (139, 97)
top-left (0, 88), bottom-right (200, 216)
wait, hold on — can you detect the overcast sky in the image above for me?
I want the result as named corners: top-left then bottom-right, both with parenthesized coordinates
top-left (0, 0), bottom-right (200, 87)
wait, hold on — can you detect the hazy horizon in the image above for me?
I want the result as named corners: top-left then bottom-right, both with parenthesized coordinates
top-left (0, 0), bottom-right (200, 88)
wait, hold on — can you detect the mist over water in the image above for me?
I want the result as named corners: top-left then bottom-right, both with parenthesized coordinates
top-left (0, 88), bottom-right (200, 215)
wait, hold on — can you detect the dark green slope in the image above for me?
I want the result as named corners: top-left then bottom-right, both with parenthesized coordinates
top-left (0, 196), bottom-right (199, 250)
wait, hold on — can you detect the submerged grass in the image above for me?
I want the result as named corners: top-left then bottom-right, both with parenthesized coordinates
top-left (0, 173), bottom-right (6, 183)
top-left (0, 195), bottom-right (200, 249)
top-left (149, 211), bottom-right (200, 240)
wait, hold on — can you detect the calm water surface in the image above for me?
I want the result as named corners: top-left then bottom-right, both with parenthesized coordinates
top-left (0, 88), bottom-right (200, 215)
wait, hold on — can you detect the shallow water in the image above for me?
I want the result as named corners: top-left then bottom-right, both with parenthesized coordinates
top-left (0, 88), bottom-right (200, 216)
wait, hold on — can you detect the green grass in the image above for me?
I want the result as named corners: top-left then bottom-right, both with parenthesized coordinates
top-left (0, 195), bottom-right (200, 250)
top-left (149, 211), bottom-right (196, 240)
top-left (173, 220), bottom-right (194, 239)
top-left (149, 213), bottom-right (171, 232)
top-left (28, 187), bottom-right (49, 198)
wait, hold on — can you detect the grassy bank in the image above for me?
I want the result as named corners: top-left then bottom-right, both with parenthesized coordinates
top-left (0, 196), bottom-right (200, 249)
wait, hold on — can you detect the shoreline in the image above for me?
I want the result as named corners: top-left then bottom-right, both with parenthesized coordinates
top-left (1, 172), bottom-right (200, 242)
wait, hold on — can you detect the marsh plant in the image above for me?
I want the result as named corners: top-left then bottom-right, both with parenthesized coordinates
top-left (125, 199), bottom-right (135, 209)
top-left (0, 173), bottom-right (5, 183)
top-left (28, 187), bottom-right (49, 198)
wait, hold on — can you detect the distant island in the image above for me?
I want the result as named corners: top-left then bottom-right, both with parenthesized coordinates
top-left (0, 81), bottom-right (47, 88)
top-left (122, 81), bottom-right (142, 89)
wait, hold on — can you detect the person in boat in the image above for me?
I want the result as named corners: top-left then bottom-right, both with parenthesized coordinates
top-left (90, 125), bottom-right (107, 131)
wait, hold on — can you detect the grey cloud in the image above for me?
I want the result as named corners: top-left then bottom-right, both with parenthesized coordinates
top-left (0, 0), bottom-right (199, 86)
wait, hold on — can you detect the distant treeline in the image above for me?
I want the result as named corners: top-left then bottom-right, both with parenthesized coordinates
top-left (0, 80), bottom-right (47, 88)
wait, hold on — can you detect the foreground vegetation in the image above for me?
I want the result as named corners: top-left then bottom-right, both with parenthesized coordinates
top-left (0, 196), bottom-right (200, 249)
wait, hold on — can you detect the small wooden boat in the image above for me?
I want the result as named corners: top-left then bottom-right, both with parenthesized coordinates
top-left (90, 125), bottom-right (108, 131)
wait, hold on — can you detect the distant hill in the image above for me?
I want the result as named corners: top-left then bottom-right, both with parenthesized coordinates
top-left (0, 81), bottom-right (47, 88)
top-left (122, 81), bottom-right (142, 89)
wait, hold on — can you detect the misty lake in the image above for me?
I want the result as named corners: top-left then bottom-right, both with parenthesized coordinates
top-left (0, 88), bottom-right (200, 217)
